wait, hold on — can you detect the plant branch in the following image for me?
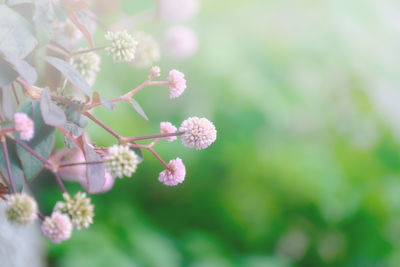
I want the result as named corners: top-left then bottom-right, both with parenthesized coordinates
top-left (59, 161), bottom-right (104, 168)
top-left (1, 138), bottom-right (16, 193)
top-left (71, 46), bottom-right (108, 57)
top-left (127, 132), bottom-right (184, 142)
top-left (83, 111), bottom-right (122, 139)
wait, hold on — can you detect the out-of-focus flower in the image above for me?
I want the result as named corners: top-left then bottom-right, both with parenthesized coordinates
top-left (14, 113), bottom-right (34, 141)
top-left (159, 0), bottom-right (200, 22)
top-left (180, 117), bottom-right (217, 149)
top-left (158, 158), bottom-right (186, 186)
top-left (41, 212), bottom-right (73, 243)
top-left (80, 171), bottom-right (115, 194)
top-left (160, 122), bottom-right (177, 141)
top-left (50, 148), bottom-right (86, 183)
top-left (54, 192), bottom-right (94, 230)
top-left (149, 66), bottom-right (161, 80)
top-left (6, 193), bottom-right (37, 225)
top-left (132, 31), bottom-right (160, 68)
top-left (72, 51), bottom-right (101, 86)
top-left (105, 30), bottom-right (137, 62)
top-left (164, 26), bottom-right (198, 59)
top-left (167, 69), bottom-right (186, 98)
top-left (105, 145), bottom-right (139, 178)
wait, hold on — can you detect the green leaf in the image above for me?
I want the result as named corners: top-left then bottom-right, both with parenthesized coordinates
top-left (33, 0), bottom-right (54, 45)
top-left (0, 5), bottom-right (37, 59)
top-left (0, 84), bottom-right (15, 120)
top-left (40, 88), bottom-right (67, 126)
top-left (130, 142), bottom-right (143, 163)
top-left (4, 55), bottom-right (37, 84)
top-left (0, 139), bottom-right (24, 193)
top-left (0, 57), bottom-right (18, 87)
top-left (128, 98), bottom-right (149, 120)
top-left (16, 101), bottom-right (56, 182)
top-left (45, 56), bottom-right (93, 99)
top-left (82, 140), bottom-right (106, 194)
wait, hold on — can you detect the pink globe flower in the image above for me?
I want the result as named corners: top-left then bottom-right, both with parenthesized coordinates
top-left (164, 26), bottom-right (198, 60)
top-left (149, 66), bottom-right (161, 80)
top-left (41, 212), bottom-right (73, 243)
top-left (167, 69), bottom-right (186, 99)
top-left (180, 117), bottom-right (217, 150)
top-left (160, 122), bottom-right (177, 142)
top-left (158, 157), bottom-right (186, 186)
top-left (14, 113), bottom-right (34, 141)
top-left (159, 0), bottom-right (200, 22)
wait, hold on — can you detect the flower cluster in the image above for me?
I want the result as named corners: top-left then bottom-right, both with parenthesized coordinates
top-left (168, 69), bottom-right (187, 98)
top-left (160, 122), bottom-right (178, 141)
top-left (14, 113), bottom-right (34, 141)
top-left (105, 30), bottom-right (138, 62)
top-left (6, 193), bottom-right (37, 225)
top-left (180, 117), bottom-right (217, 150)
top-left (54, 192), bottom-right (94, 230)
top-left (158, 158), bottom-right (186, 186)
top-left (73, 51), bottom-right (101, 86)
top-left (41, 212), bottom-right (73, 243)
top-left (132, 31), bottom-right (160, 68)
top-left (105, 145), bottom-right (140, 178)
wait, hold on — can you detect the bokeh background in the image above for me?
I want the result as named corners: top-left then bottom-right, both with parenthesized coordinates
top-left (33, 0), bottom-right (400, 266)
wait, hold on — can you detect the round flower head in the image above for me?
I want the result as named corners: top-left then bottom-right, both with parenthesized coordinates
top-left (6, 193), bottom-right (37, 225)
top-left (105, 30), bottom-right (138, 62)
top-left (72, 51), bottom-right (101, 86)
top-left (160, 0), bottom-right (200, 22)
top-left (149, 66), bottom-right (161, 80)
top-left (54, 192), bottom-right (94, 230)
top-left (158, 158), bottom-right (186, 186)
top-left (14, 113), bottom-right (34, 141)
top-left (167, 69), bottom-right (186, 99)
top-left (164, 26), bottom-right (198, 59)
top-left (180, 117), bottom-right (217, 150)
top-left (105, 145), bottom-right (140, 178)
top-left (132, 31), bottom-right (160, 68)
top-left (160, 122), bottom-right (177, 141)
top-left (41, 212), bottom-right (73, 243)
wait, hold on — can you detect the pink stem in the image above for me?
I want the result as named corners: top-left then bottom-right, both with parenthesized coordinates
top-left (71, 46), bottom-right (108, 57)
top-left (0, 128), bottom-right (15, 134)
top-left (59, 161), bottom-right (104, 168)
top-left (148, 147), bottom-right (169, 169)
top-left (9, 135), bottom-right (49, 164)
top-left (11, 83), bottom-right (20, 105)
top-left (1, 139), bottom-right (16, 193)
top-left (83, 111), bottom-right (122, 139)
top-left (53, 172), bottom-right (66, 194)
top-left (127, 132), bottom-right (184, 142)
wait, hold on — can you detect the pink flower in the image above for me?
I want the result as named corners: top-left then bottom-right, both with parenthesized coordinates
top-left (180, 117), bottom-right (217, 150)
top-left (80, 171), bottom-right (115, 194)
top-left (164, 26), bottom-right (198, 59)
top-left (14, 113), bottom-right (34, 141)
top-left (158, 158), bottom-right (186, 186)
top-left (159, 0), bottom-right (200, 22)
top-left (50, 148), bottom-right (86, 183)
top-left (149, 66), bottom-right (161, 80)
top-left (167, 69), bottom-right (186, 98)
top-left (160, 122), bottom-right (177, 141)
top-left (41, 212), bottom-right (73, 243)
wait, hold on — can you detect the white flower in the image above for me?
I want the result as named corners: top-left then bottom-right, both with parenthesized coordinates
top-left (132, 31), bottom-right (160, 68)
top-left (6, 193), bottom-right (37, 225)
top-left (105, 30), bottom-right (138, 62)
top-left (105, 145), bottom-right (140, 178)
top-left (73, 51), bottom-right (101, 86)
top-left (180, 117), bottom-right (217, 149)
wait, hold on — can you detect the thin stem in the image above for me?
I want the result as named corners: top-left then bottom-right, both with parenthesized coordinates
top-left (148, 147), bottom-right (169, 169)
top-left (83, 111), bottom-right (121, 139)
top-left (53, 172), bottom-right (66, 194)
top-left (71, 46), bottom-right (108, 57)
top-left (59, 161), bottom-right (104, 168)
top-left (37, 212), bottom-right (45, 221)
top-left (46, 43), bottom-right (70, 58)
top-left (1, 138), bottom-right (16, 193)
top-left (8, 135), bottom-right (49, 164)
top-left (11, 83), bottom-right (20, 105)
top-left (127, 132), bottom-right (184, 142)
top-left (0, 128), bottom-right (15, 134)
top-left (86, 80), bottom-right (169, 109)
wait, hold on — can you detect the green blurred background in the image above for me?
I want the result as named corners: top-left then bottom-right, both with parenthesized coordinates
top-left (34, 0), bottom-right (400, 266)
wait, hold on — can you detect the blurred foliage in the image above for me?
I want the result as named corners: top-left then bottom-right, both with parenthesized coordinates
top-left (32, 0), bottom-right (400, 266)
